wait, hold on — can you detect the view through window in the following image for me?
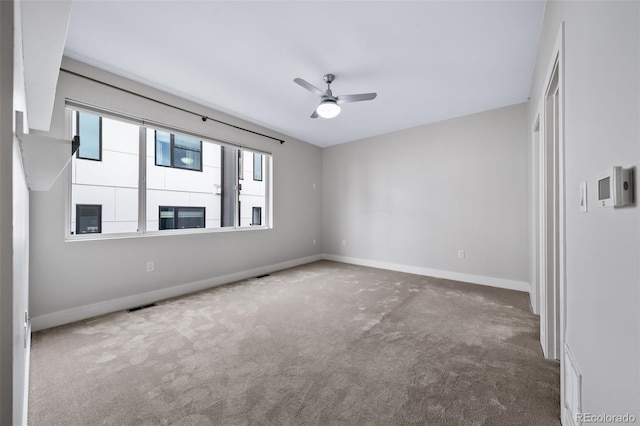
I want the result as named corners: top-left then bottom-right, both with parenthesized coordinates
top-left (69, 108), bottom-right (270, 237)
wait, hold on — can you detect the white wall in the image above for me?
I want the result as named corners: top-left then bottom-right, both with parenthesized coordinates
top-left (529, 0), bottom-right (639, 418)
top-left (322, 103), bottom-right (529, 289)
top-left (29, 58), bottom-right (323, 328)
top-left (12, 137), bottom-right (29, 426)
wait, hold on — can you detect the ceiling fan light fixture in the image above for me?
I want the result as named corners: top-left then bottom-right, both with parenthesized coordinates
top-left (316, 100), bottom-right (341, 119)
top-left (294, 74), bottom-right (376, 119)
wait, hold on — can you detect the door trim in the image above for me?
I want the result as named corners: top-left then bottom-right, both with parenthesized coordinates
top-left (538, 20), bottom-right (566, 422)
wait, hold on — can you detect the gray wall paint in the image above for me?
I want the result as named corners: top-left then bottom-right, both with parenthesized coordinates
top-left (530, 1), bottom-right (639, 416)
top-left (322, 103), bottom-right (529, 283)
top-left (29, 58), bottom-right (323, 320)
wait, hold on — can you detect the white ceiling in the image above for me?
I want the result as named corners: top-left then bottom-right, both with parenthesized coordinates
top-left (64, 1), bottom-right (545, 148)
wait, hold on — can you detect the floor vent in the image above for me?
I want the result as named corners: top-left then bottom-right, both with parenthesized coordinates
top-left (563, 343), bottom-right (582, 426)
top-left (256, 274), bottom-right (270, 279)
top-left (126, 303), bottom-right (156, 313)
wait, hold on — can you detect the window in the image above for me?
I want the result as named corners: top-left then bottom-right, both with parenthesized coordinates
top-left (159, 206), bottom-right (205, 230)
top-left (71, 112), bottom-right (139, 235)
top-left (76, 111), bottom-right (102, 161)
top-left (76, 204), bottom-right (102, 234)
top-left (252, 207), bottom-right (262, 226)
top-left (238, 149), bottom-right (267, 227)
top-left (155, 131), bottom-right (202, 171)
top-left (69, 106), bottom-right (271, 238)
top-left (147, 128), bottom-right (221, 231)
top-left (253, 153), bottom-right (263, 181)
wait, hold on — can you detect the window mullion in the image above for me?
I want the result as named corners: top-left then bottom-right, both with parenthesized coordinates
top-left (170, 134), bottom-right (175, 168)
top-left (138, 126), bottom-right (147, 234)
top-left (266, 155), bottom-right (271, 228)
top-left (235, 148), bottom-right (240, 229)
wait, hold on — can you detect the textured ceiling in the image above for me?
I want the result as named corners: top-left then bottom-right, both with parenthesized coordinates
top-left (64, 1), bottom-right (545, 147)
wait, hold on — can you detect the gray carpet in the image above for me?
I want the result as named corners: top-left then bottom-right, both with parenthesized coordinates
top-left (29, 260), bottom-right (560, 425)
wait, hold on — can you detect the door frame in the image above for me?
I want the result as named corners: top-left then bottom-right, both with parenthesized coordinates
top-left (531, 111), bottom-right (541, 317)
top-left (536, 21), bottom-right (567, 421)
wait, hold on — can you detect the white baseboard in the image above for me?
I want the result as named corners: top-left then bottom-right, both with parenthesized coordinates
top-left (322, 254), bottom-right (529, 293)
top-left (22, 328), bottom-right (30, 426)
top-left (31, 254), bottom-right (323, 331)
top-left (31, 253), bottom-right (529, 331)
top-left (529, 287), bottom-right (539, 316)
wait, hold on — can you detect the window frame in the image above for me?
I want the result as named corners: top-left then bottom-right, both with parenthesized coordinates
top-left (66, 104), bottom-right (273, 241)
top-left (75, 111), bottom-right (103, 161)
top-left (159, 206), bottom-right (206, 230)
top-left (252, 206), bottom-right (262, 226)
top-left (154, 130), bottom-right (203, 172)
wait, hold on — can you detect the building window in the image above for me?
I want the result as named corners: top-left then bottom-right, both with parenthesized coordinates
top-left (76, 111), bottom-right (102, 161)
top-left (253, 153), bottom-right (263, 181)
top-left (76, 204), bottom-right (102, 234)
top-left (252, 207), bottom-right (262, 226)
top-left (155, 131), bottom-right (202, 171)
top-left (159, 206), bottom-right (205, 230)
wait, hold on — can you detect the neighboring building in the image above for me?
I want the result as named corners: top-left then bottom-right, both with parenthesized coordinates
top-left (70, 110), bottom-right (267, 236)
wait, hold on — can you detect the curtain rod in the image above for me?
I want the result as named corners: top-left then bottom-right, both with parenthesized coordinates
top-left (59, 68), bottom-right (285, 144)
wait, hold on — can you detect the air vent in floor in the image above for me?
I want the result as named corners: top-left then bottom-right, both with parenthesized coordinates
top-left (126, 303), bottom-right (156, 313)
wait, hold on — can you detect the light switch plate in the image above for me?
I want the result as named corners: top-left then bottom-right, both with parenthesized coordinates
top-left (579, 181), bottom-right (588, 213)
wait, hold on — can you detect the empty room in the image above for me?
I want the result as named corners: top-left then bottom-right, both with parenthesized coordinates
top-left (1, 0), bottom-right (638, 425)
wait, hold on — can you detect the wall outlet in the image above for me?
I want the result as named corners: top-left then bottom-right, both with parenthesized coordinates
top-left (313, 239), bottom-right (317, 245)
top-left (146, 261), bottom-right (154, 272)
top-left (458, 249), bottom-right (465, 259)
top-left (342, 239), bottom-right (347, 246)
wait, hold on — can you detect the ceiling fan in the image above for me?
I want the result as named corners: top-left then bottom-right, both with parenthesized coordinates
top-left (294, 74), bottom-right (377, 119)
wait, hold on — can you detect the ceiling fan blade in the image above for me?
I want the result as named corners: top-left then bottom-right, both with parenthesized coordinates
top-left (294, 78), bottom-right (325, 97)
top-left (336, 93), bottom-right (377, 104)
top-left (311, 109), bottom-right (319, 119)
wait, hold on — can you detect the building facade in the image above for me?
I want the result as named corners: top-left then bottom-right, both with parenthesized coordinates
top-left (70, 110), bottom-right (267, 236)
